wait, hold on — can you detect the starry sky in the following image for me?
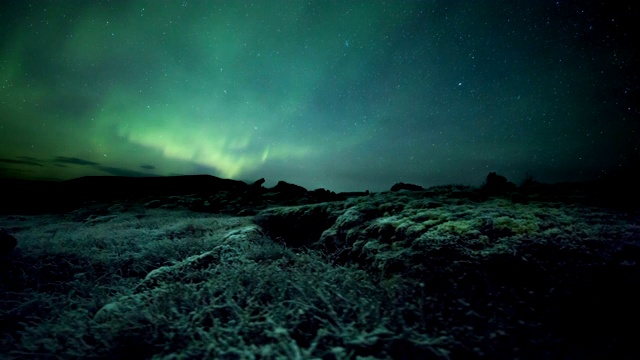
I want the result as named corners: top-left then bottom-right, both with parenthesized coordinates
top-left (1, 1), bottom-right (638, 192)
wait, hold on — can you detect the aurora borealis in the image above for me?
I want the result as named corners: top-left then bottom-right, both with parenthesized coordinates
top-left (1, 1), bottom-right (638, 191)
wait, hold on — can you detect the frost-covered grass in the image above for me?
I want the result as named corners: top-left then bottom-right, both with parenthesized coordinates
top-left (256, 191), bottom-right (640, 358)
top-left (1, 193), bottom-right (639, 359)
top-left (0, 205), bottom-right (449, 359)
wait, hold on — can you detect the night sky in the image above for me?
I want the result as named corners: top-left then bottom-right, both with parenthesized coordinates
top-left (1, 1), bottom-right (638, 192)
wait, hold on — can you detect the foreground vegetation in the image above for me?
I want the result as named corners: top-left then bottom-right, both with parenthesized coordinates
top-left (1, 187), bottom-right (639, 359)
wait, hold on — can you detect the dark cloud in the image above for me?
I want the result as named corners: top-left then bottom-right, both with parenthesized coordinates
top-left (17, 156), bottom-right (42, 161)
top-left (140, 164), bottom-right (156, 170)
top-left (53, 157), bottom-right (100, 166)
top-left (0, 158), bottom-right (44, 167)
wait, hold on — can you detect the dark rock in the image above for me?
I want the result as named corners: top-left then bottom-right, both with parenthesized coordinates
top-left (0, 229), bottom-right (17, 255)
top-left (268, 181), bottom-right (308, 197)
top-left (482, 172), bottom-right (516, 195)
top-left (390, 182), bottom-right (424, 192)
top-left (252, 178), bottom-right (266, 188)
top-left (309, 188), bottom-right (338, 202)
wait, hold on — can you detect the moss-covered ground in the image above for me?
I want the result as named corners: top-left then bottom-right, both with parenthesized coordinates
top-left (1, 188), bottom-right (639, 359)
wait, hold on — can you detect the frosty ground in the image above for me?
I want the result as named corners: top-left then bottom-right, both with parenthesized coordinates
top-left (1, 184), bottom-right (639, 359)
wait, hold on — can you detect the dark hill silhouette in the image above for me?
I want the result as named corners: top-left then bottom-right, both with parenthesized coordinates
top-left (1, 171), bottom-right (638, 214)
top-left (1, 175), bottom-right (248, 214)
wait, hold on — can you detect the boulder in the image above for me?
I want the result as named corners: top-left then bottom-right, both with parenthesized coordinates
top-left (482, 172), bottom-right (516, 195)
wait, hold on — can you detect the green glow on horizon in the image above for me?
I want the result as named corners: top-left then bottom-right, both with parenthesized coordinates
top-left (0, 1), bottom-right (634, 190)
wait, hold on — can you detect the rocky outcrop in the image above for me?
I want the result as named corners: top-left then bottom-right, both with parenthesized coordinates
top-left (482, 172), bottom-right (516, 195)
top-left (252, 178), bottom-right (266, 188)
top-left (267, 181), bottom-right (308, 197)
top-left (390, 182), bottom-right (424, 192)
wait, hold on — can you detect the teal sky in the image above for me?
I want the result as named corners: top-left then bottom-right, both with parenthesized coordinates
top-left (1, 1), bottom-right (638, 191)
